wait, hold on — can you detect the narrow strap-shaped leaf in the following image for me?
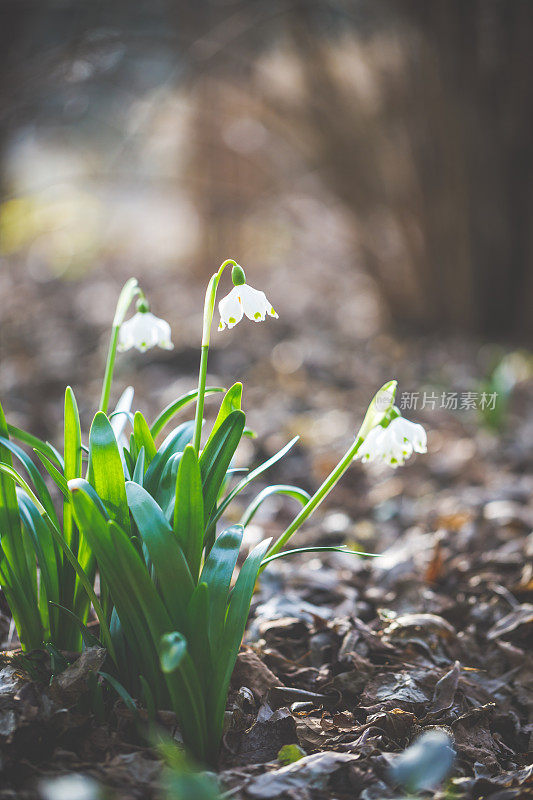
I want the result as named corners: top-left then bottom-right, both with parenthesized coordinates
top-left (210, 436), bottom-right (300, 527)
top-left (0, 544), bottom-right (43, 650)
top-left (0, 467), bottom-right (109, 655)
top-left (173, 445), bottom-right (204, 581)
top-left (223, 537), bottom-right (272, 659)
top-left (159, 632), bottom-right (208, 758)
top-left (240, 485), bottom-right (311, 528)
top-left (49, 602), bottom-right (103, 649)
top-left (199, 525), bottom-right (243, 651)
top-left (126, 482), bottom-right (194, 629)
top-left (155, 452), bottom-right (182, 512)
top-left (99, 671), bottom-right (138, 716)
top-left (18, 476), bottom-right (103, 649)
top-left (128, 432), bottom-right (138, 465)
top-left (88, 412), bottom-right (130, 534)
top-left (260, 545), bottom-right (380, 566)
top-left (69, 479), bottom-right (163, 679)
top-left (107, 520), bottom-right (174, 704)
top-left (6, 423), bottom-right (63, 469)
top-left (133, 411), bottom-right (157, 463)
top-left (0, 411), bottom-right (38, 615)
top-left (132, 447), bottom-right (145, 484)
top-left (0, 436), bottom-right (59, 526)
top-left (73, 478), bottom-right (111, 521)
top-left (63, 387), bottom-right (82, 540)
top-left (109, 409), bottom-right (135, 428)
top-left (209, 537), bottom-right (271, 750)
top-left (150, 387), bottom-right (224, 439)
top-left (144, 421), bottom-right (195, 496)
top-left (226, 467), bottom-right (249, 477)
top-left (0, 403), bottom-right (24, 574)
top-left (34, 450), bottom-right (70, 499)
top-left (199, 411), bottom-right (245, 539)
top-left (109, 608), bottom-right (140, 694)
top-left (108, 520), bottom-right (171, 647)
top-left (202, 382), bottom-right (242, 453)
top-left (185, 582), bottom-right (211, 690)
top-left (18, 492), bottom-right (60, 629)
top-left (62, 387), bottom-right (83, 625)
top-left (122, 447), bottom-right (134, 480)
top-left (64, 387), bottom-right (83, 483)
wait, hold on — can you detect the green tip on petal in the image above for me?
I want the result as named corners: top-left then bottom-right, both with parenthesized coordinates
top-left (231, 264), bottom-right (246, 286)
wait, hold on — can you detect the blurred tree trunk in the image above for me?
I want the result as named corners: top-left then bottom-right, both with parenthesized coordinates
top-left (403, 0), bottom-right (533, 339)
top-left (286, 0), bottom-right (533, 340)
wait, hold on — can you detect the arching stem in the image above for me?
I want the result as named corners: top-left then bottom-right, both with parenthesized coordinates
top-left (192, 259), bottom-right (238, 454)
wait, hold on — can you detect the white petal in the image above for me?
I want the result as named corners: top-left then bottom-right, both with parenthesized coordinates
top-left (237, 284), bottom-right (272, 322)
top-left (389, 418), bottom-right (427, 454)
top-left (357, 415), bottom-right (425, 469)
top-left (218, 287), bottom-right (244, 330)
top-left (118, 320), bottom-right (135, 351)
top-left (133, 312), bottom-right (157, 351)
top-left (356, 425), bottom-right (384, 463)
top-left (388, 422), bottom-right (413, 458)
top-left (153, 317), bottom-right (174, 350)
top-left (218, 282), bottom-right (278, 330)
top-left (118, 311), bottom-right (173, 352)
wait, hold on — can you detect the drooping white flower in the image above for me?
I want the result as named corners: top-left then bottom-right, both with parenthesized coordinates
top-left (357, 415), bottom-right (427, 468)
top-left (218, 284), bottom-right (278, 331)
top-left (118, 311), bottom-right (174, 353)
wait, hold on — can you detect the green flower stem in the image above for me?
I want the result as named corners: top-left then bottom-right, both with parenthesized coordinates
top-left (264, 434), bottom-right (365, 562)
top-left (99, 326), bottom-right (120, 416)
top-left (99, 278), bottom-right (141, 414)
top-left (264, 380), bottom-right (398, 562)
top-left (193, 345), bottom-right (209, 455)
top-left (192, 259), bottom-right (238, 455)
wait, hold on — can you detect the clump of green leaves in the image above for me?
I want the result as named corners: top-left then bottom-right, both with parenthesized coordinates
top-left (0, 388), bottom-right (92, 651)
top-left (69, 384), bottom-right (310, 763)
top-left (0, 262), bottom-right (409, 766)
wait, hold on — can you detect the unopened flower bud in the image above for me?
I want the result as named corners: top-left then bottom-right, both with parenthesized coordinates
top-left (231, 264), bottom-right (247, 286)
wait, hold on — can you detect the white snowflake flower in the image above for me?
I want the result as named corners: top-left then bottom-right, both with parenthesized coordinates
top-left (118, 311), bottom-right (174, 353)
top-left (218, 284), bottom-right (278, 331)
top-left (357, 416), bottom-right (427, 468)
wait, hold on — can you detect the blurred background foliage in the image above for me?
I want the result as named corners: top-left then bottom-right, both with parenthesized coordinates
top-left (1, 0), bottom-right (532, 438)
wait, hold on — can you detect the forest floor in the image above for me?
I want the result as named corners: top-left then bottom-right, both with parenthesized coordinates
top-left (0, 262), bottom-right (532, 799)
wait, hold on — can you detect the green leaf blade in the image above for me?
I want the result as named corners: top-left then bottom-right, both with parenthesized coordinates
top-left (199, 410), bottom-right (245, 545)
top-left (126, 481), bottom-right (195, 630)
top-left (88, 412), bottom-right (130, 534)
top-left (133, 411), bottom-right (157, 464)
top-left (173, 445), bottom-right (204, 581)
top-left (202, 382), bottom-right (242, 452)
top-left (209, 537), bottom-right (272, 754)
top-left (199, 524), bottom-right (243, 652)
